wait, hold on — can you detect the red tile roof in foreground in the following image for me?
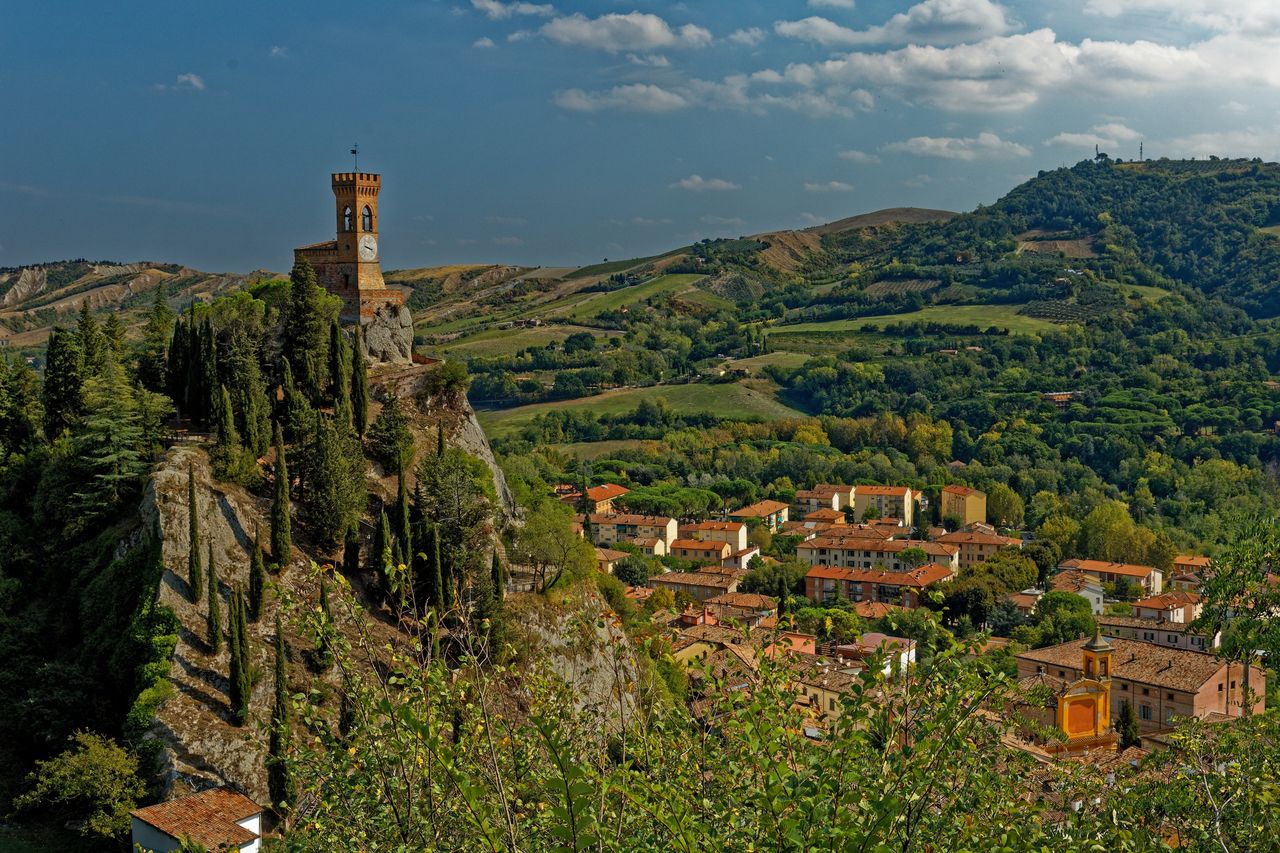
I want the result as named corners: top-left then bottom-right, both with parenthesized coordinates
top-left (587, 483), bottom-right (630, 502)
top-left (131, 787), bottom-right (260, 850)
top-left (805, 562), bottom-right (954, 588)
top-left (1133, 591), bottom-right (1201, 611)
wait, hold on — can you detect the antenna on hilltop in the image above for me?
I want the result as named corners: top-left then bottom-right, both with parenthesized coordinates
top-left (351, 143), bottom-right (359, 172)
top-left (1140, 141), bottom-right (1144, 161)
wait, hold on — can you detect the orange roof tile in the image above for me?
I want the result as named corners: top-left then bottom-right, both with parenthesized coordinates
top-left (587, 483), bottom-right (630, 502)
top-left (857, 484), bottom-right (914, 496)
top-left (941, 484), bottom-right (983, 497)
top-left (1058, 558), bottom-right (1157, 579)
top-left (131, 788), bottom-right (260, 850)
top-left (805, 562), bottom-right (953, 588)
top-left (732, 500), bottom-right (789, 517)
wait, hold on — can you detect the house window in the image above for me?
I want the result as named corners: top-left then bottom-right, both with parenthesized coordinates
top-left (1193, 637), bottom-right (1204, 648)
top-left (1167, 635), bottom-right (1177, 643)
top-left (1139, 705), bottom-right (1152, 721)
top-left (829, 697), bottom-right (836, 711)
top-left (1143, 632), bottom-right (1154, 641)
top-left (1167, 692), bottom-right (1174, 701)
top-left (1231, 681), bottom-right (1237, 690)
top-left (1218, 684), bottom-right (1224, 692)
top-left (1036, 665), bottom-right (1045, 674)
top-left (1058, 670), bottom-right (1065, 678)
top-left (1142, 687), bottom-right (1149, 696)
top-left (1120, 683), bottom-right (1128, 691)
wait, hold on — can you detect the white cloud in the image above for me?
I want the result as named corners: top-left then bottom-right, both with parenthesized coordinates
top-left (728, 27), bottom-right (766, 47)
top-left (804, 180), bottom-right (855, 192)
top-left (1163, 127), bottom-right (1280, 160)
top-left (1082, 1), bottom-right (1280, 35)
top-left (269, 46), bottom-right (288, 58)
top-left (838, 149), bottom-right (880, 163)
top-left (1045, 122), bottom-right (1140, 149)
top-left (799, 212), bottom-right (826, 225)
top-left (700, 215), bottom-right (747, 226)
top-left (471, 0), bottom-right (554, 21)
top-left (540, 12), bottom-right (711, 53)
top-left (627, 53), bottom-right (670, 67)
top-left (809, 0), bottom-right (856, 8)
top-left (554, 84), bottom-right (689, 112)
top-left (884, 132), bottom-right (1030, 159)
top-left (776, 0), bottom-right (1013, 47)
top-left (905, 173), bottom-right (933, 187)
top-left (670, 175), bottom-right (741, 192)
top-left (473, 37), bottom-right (496, 48)
top-left (156, 72), bottom-right (205, 92)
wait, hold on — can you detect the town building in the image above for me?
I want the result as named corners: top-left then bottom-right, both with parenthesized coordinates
top-left (131, 788), bottom-right (263, 853)
top-left (852, 485), bottom-right (919, 528)
top-left (1052, 570), bottom-right (1106, 615)
top-left (795, 487), bottom-right (840, 513)
top-left (560, 483), bottom-right (630, 514)
top-left (796, 533), bottom-right (959, 573)
top-left (804, 508), bottom-right (846, 525)
top-left (1057, 558), bottom-right (1163, 595)
top-left (729, 500), bottom-right (790, 532)
top-left (940, 484), bottom-right (987, 526)
top-left (670, 539), bottom-right (733, 566)
top-left (1015, 630), bottom-right (1119, 754)
top-left (1096, 615), bottom-right (1220, 652)
top-left (1016, 636), bottom-right (1264, 736)
top-left (804, 562), bottom-right (954, 609)
top-left (630, 536), bottom-right (667, 557)
top-left (686, 520), bottom-right (749, 551)
top-left (584, 513), bottom-right (678, 549)
top-left (1132, 591), bottom-right (1202, 624)
top-left (650, 569), bottom-right (742, 602)
top-left (1007, 589), bottom-right (1043, 617)
top-left (936, 529), bottom-right (1021, 570)
top-left (594, 547), bottom-right (629, 574)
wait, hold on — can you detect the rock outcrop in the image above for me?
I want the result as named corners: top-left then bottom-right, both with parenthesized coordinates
top-left (363, 303), bottom-right (414, 364)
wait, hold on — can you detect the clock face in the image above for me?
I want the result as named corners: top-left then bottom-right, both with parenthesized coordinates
top-left (358, 234), bottom-right (378, 262)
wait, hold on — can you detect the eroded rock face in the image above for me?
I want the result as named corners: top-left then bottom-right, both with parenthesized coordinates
top-left (362, 303), bottom-right (414, 364)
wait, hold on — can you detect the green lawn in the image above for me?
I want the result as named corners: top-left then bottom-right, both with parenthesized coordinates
top-left (730, 351), bottom-right (813, 371)
top-left (1124, 284), bottom-right (1171, 302)
top-left (428, 324), bottom-right (612, 358)
top-left (779, 304), bottom-right (1057, 335)
top-left (547, 439), bottom-right (657, 459)
top-left (477, 380), bottom-right (804, 438)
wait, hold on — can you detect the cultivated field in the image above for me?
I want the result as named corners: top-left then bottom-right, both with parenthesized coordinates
top-left (779, 304), bottom-right (1059, 336)
top-left (425, 324), bottom-right (612, 358)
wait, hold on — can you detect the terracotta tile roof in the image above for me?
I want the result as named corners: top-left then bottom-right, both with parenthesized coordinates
top-left (1051, 569), bottom-right (1101, 594)
top-left (587, 483), bottom-right (630, 502)
top-left (131, 788), bottom-right (260, 850)
top-left (652, 571), bottom-right (739, 590)
top-left (796, 488), bottom-right (837, 500)
top-left (941, 484), bottom-right (982, 497)
top-left (937, 530), bottom-right (1021, 546)
top-left (799, 536), bottom-right (957, 557)
top-left (805, 508), bottom-right (846, 521)
top-left (629, 537), bottom-right (660, 547)
top-left (852, 600), bottom-right (906, 619)
top-left (1175, 555), bottom-right (1212, 569)
top-left (691, 520), bottom-right (746, 532)
top-left (1096, 615), bottom-right (1206, 635)
top-left (670, 539), bottom-right (731, 554)
top-left (1007, 592), bottom-right (1042, 610)
top-left (805, 562), bottom-right (954, 588)
top-left (1133, 591), bottom-right (1200, 611)
top-left (589, 512), bottom-right (675, 526)
top-left (732, 500), bottom-right (789, 517)
top-left (1058, 558), bottom-right (1157, 579)
top-left (857, 484), bottom-right (913, 496)
top-left (594, 547), bottom-right (629, 563)
top-left (708, 592), bottom-right (778, 611)
top-left (1017, 638), bottom-right (1229, 693)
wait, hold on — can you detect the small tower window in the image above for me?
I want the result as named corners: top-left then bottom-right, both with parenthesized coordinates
top-left (362, 205), bottom-right (373, 232)
top-left (343, 206), bottom-right (353, 231)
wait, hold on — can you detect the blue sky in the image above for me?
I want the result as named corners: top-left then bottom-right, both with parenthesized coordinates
top-left (4, 0), bottom-right (1280, 272)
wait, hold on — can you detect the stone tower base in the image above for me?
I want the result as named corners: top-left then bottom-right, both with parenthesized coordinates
top-left (362, 302), bottom-right (414, 364)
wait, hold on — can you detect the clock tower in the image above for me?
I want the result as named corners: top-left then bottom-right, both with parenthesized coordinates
top-left (294, 171), bottom-right (406, 326)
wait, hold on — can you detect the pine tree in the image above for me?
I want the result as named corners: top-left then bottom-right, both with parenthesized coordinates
top-left (75, 354), bottom-right (145, 510)
top-left (188, 464), bottom-right (203, 600)
top-left (268, 615), bottom-right (296, 812)
top-left (138, 288), bottom-right (175, 393)
top-left (271, 424), bottom-right (292, 571)
top-left (284, 259), bottom-right (331, 405)
top-left (228, 586), bottom-right (250, 726)
top-left (76, 302), bottom-right (106, 376)
top-left (41, 327), bottom-right (85, 439)
top-left (342, 522), bottom-right (360, 576)
top-left (206, 542), bottom-right (221, 655)
top-left (351, 326), bottom-right (369, 437)
top-left (317, 579), bottom-right (334, 669)
top-left (102, 313), bottom-right (127, 364)
top-left (249, 526), bottom-right (266, 622)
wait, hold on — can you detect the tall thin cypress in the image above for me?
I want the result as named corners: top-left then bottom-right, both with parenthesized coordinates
top-left (394, 466), bottom-right (411, 561)
top-left (187, 464), bottom-right (202, 600)
top-left (317, 579), bottom-right (333, 669)
top-left (268, 615), bottom-right (296, 812)
top-left (206, 542), bottom-right (221, 654)
top-left (436, 423), bottom-right (445, 456)
top-left (249, 526), bottom-right (266, 621)
top-left (432, 523), bottom-right (448, 612)
top-left (342, 522), bottom-right (360, 576)
top-left (271, 424), bottom-right (291, 571)
top-left (228, 586), bottom-right (250, 725)
top-left (329, 320), bottom-right (351, 429)
top-left (351, 326), bottom-right (368, 436)
top-left (491, 550), bottom-right (504, 599)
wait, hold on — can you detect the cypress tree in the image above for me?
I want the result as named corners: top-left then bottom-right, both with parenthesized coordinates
top-left (187, 464), bottom-right (203, 600)
top-left (271, 424), bottom-right (291, 571)
top-left (76, 302), bottom-right (106, 376)
top-left (102, 313), bottom-right (127, 364)
top-left (268, 615), bottom-right (296, 812)
top-left (196, 318), bottom-right (218, 427)
top-left (165, 311), bottom-right (188, 410)
top-left (342, 522), bottom-right (360, 576)
top-left (228, 586), bottom-right (250, 725)
top-left (206, 542), bottom-right (221, 654)
top-left (430, 523), bottom-right (446, 612)
top-left (138, 288), bottom-right (175, 394)
top-left (394, 465), bottom-right (411, 561)
top-left (285, 259), bottom-right (330, 404)
top-left (436, 423), bottom-right (445, 456)
top-left (328, 319), bottom-right (351, 428)
top-left (491, 550), bottom-right (504, 599)
top-left (1117, 699), bottom-right (1141, 749)
top-left (351, 326), bottom-right (368, 437)
top-left (248, 526), bottom-right (266, 621)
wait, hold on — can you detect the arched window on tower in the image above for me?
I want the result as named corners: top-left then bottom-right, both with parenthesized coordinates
top-left (362, 205), bottom-right (373, 232)
top-left (343, 206), bottom-right (353, 231)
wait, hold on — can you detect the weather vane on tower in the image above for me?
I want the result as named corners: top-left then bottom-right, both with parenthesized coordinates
top-left (351, 143), bottom-right (359, 172)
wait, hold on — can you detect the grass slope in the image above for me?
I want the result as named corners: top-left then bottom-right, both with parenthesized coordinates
top-left (428, 324), bottom-right (611, 358)
top-left (778, 304), bottom-right (1058, 335)
top-left (477, 381), bottom-right (804, 438)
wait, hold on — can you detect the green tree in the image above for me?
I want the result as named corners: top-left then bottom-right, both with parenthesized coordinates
top-left (228, 585), bottom-right (251, 725)
top-left (394, 466), bottom-right (412, 560)
top-left (343, 521), bottom-right (361, 576)
top-left (271, 424), bottom-right (292, 570)
top-left (249, 526), bottom-right (266, 621)
top-left (1116, 699), bottom-right (1140, 749)
top-left (513, 502), bottom-right (593, 594)
top-left (136, 288), bottom-right (175, 393)
top-left (76, 302), bottom-right (106, 376)
top-left (188, 463), bottom-right (203, 600)
top-left (42, 327), bottom-right (85, 438)
top-left (206, 542), bottom-right (221, 654)
top-left (12, 731), bottom-right (145, 842)
top-left (299, 416), bottom-right (367, 546)
top-left (268, 615), bottom-right (295, 812)
top-left (284, 259), bottom-right (332, 403)
top-left (317, 578), bottom-right (334, 669)
top-left (102, 313), bottom-right (127, 364)
top-left (351, 326), bottom-right (369, 436)
top-left (986, 483), bottom-right (1024, 529)
top-left (329, 319), bottom-right (352, 429)
top-left (74, 355), bottom-right (146, 513)
top-left (367, 392), bottom-right (414, 472)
